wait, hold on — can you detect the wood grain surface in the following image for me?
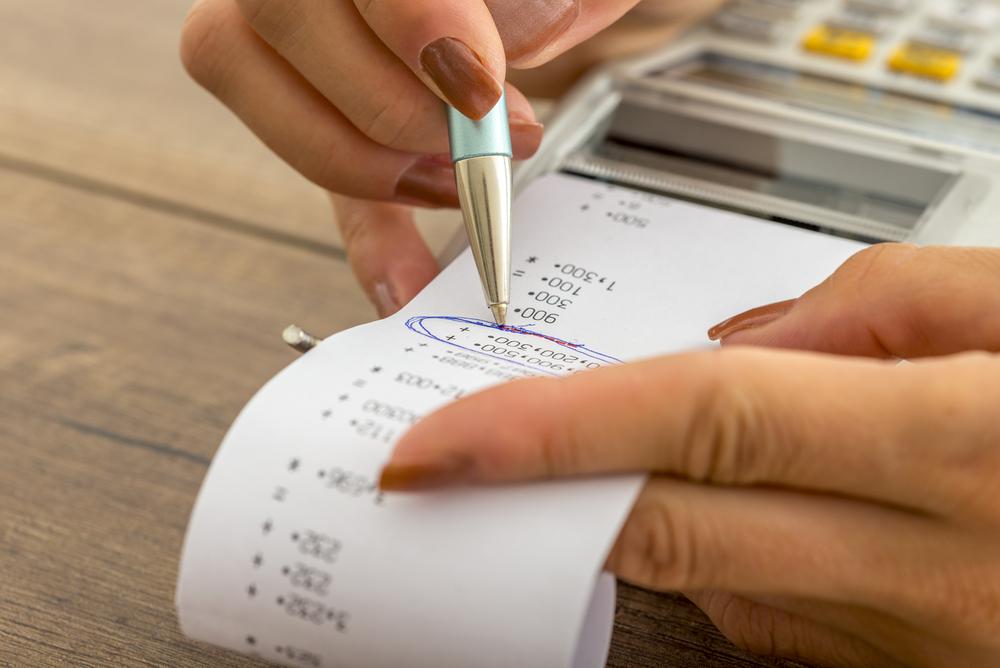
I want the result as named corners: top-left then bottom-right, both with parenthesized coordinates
top-left (0, 2), bottom-right (804, 666)
top-left (0, 0), bottom-right (462, 254)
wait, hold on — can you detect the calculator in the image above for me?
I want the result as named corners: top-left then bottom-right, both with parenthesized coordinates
top-left (511, 0), bottom-right (1000, 250)
top-left (713, 0), bottom-right (1000, 111)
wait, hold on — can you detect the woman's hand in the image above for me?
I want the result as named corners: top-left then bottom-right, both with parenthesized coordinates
top-left (379, 244), bottom-right (1000, 668)
top-left (180, 0), bottom-right (687, 315)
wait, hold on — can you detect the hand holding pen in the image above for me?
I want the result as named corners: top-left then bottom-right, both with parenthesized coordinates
top-left (181, 0), bottom-right (666, 317)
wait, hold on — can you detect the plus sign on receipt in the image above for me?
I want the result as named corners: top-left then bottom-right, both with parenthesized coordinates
top-left (176, 173), bottom-right (867, 668)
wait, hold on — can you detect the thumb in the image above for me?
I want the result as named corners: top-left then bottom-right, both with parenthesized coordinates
top-left (709, 244), bottom-right (1000, 359)
top-left (485, 0), bottom-right (632, 68)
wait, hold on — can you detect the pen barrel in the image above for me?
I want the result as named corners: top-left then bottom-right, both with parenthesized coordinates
top-left (454, 155), bottom-right (512, 309)
top-left (448, 93), bottom-right (512, 161)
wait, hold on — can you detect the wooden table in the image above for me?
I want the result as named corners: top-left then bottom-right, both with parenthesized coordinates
top-left (0, 3), bottom-right (800, 666)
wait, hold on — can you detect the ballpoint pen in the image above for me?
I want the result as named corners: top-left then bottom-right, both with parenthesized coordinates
top-left (447, 93), bottom-right (512, 326)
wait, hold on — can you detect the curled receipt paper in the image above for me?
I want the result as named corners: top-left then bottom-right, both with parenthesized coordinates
top-left (176, 173), bottom-right (866, 667)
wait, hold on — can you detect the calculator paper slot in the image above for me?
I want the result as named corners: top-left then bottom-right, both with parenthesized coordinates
top-left (576, 79), bottom-right (959, 243)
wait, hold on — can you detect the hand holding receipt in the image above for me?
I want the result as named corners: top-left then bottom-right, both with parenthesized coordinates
top-left (176, 173), bottom-right (866, 667)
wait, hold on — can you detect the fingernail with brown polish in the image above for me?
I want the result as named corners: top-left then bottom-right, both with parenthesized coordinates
top-left (708, 299), bottom-right (797, 341)
top-left (511, 119), bottom-right (544, 159)
top-left (420, 37), bottom-right (503, 120)
top-left (379, 454), bottom-right (472, 492)
top-left (395, 158), bottom-right (459, 208)
top-left (373, 281), bottom-right (400, 319)
top-left (485, 0), bottom-right (580, 64)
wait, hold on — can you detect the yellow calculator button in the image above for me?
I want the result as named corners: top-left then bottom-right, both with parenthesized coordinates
top-left (802, 25), bottom-right (875, 62)
top-left (888, 43), bottom-right (961, 82)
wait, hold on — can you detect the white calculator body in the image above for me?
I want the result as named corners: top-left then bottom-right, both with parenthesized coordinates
top-left (516, 0), bottom-right (1000, 249)
top-left (713, 0), bottom-right (1000, 112)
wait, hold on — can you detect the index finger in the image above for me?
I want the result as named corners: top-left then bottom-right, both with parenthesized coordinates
top-left (714, 245), bottom-right (1000, 359)
top-left (355, 0), bottom-right (506, 120)
top-left (381, 348), bottom-right (1000, 516)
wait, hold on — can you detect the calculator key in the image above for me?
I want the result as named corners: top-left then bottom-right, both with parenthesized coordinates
top-left (713, 10), bottom-right (785, 41)
top-left (844, 0), bottom-right (912, 15)
top-left (888, 43), bottom-right (962, 82)
top-left (910, 26), bottom-right (977, 54)
top-left (802, 25), bottom-right (876, 62)
top-left (976, 69), bottom-right (1000, 92)
top-left (827, 10), bottom-right (892, 36)
top-left (927, 1), bottom-right (1000, 33)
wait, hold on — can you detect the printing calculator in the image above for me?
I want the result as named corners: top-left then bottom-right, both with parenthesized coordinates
top-left (511, 0), bottom-right (1000, 248)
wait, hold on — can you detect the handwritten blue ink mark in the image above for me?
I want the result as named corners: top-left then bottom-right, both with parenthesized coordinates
top-left (404, 316), bottom-right (620, 374)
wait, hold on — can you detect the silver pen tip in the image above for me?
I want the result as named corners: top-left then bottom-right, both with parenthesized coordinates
top-left (490, 303), bottom-right (508, 327)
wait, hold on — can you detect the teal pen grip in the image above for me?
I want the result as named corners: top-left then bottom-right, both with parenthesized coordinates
top-left (447, 92), bottom-right (512, 162)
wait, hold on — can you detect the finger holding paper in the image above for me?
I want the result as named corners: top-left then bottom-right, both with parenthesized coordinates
top-left (711, 244), bottom-right (1000, 358)
top-left (381, 348), bottom-right (1000, 666)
